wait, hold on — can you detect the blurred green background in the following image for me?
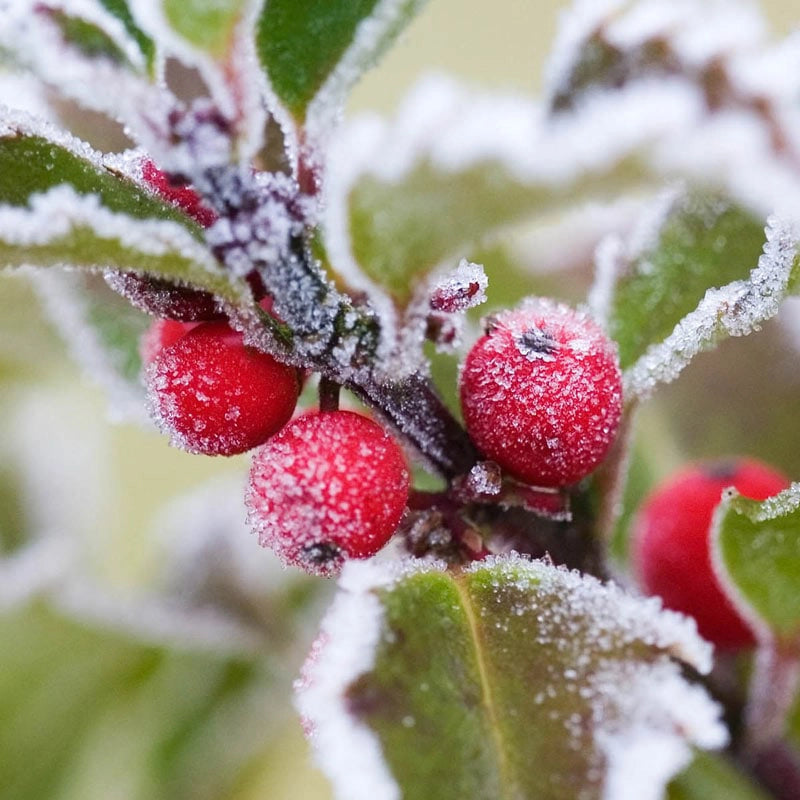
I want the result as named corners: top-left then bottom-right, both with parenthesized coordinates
top-left (0, 1), bottom-right (798, 798)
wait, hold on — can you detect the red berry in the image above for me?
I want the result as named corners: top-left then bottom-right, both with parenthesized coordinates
top-left (459, 298), bottom-right (623, 487)
top-left (632, 458), bottom-right (790, 649)
top-left (246, 411), bottom-right (410, 576)
top-left (146, 321), bottom-right (299, 456)
top-left (141, 159), bottom-right (216, 228)
top-left (139, 318), bottom-right (199, 365)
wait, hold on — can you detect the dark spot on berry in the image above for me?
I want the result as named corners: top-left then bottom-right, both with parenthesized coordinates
top-left (703, 459), bottom-right (741, 482)
top-left (301, 541), bottom-right (343, 567)
top-left (515, 327), bottom-right (560, 361)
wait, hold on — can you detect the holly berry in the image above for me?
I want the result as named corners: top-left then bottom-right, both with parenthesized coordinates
top-left (139, 318), bottom-right (199, 365)
top-left (146, 321), bottom-right (299, 456)
top-left (459, 298), bottom-right (623, 487)
top-left (141, 159), bottom-right (216, 228)
top-left (632, 458), bottom-right (790, 649)
top-left (246, 410), bottom-right (410, 576)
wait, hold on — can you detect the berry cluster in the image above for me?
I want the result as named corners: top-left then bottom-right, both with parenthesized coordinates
top-left (130, 164), bottom-right (633, 577)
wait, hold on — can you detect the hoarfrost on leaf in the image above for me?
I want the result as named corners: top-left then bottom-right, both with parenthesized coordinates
top-left (624, 216), bottom-right (799, 400)
top-left (298, 554), bottom-right (725, 800)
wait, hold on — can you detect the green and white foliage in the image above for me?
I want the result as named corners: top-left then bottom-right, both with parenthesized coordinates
top-left (1, 0), bottom-right (800, 797)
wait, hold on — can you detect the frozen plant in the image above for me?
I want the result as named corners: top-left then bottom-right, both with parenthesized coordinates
top-left (2, 0), bottom-right (800, 798)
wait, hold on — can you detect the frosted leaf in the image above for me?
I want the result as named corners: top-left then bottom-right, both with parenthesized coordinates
top-left (298, 555), bottom-right (725, 800)
top-left (712, 482), bottom-right (800, 642)
top-left (254, 0), bottom-right (428, 162)
top-left (1, 0), bottom-right (171, 144)
top-left (546, 0), bottom-right (766, 110)
top-left (624, 216), bottom-right (799, 400)
top-left (28, 270), bottom-right (150, 423)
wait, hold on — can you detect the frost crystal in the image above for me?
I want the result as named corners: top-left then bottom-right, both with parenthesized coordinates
top-left (295, 560), bottom-right (409, 800)
top-left (625, 216), bottom-right (798, 399)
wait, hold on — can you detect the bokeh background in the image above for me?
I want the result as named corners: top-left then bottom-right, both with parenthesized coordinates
top-left (0, 1), bottom-right (798, 798)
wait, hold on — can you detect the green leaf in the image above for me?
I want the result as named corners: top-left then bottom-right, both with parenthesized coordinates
top-left (97, 0), bottom-right (157, 74)
top-left (0, 128), bottom-right (247, 303)
top-left (256, 0), bottom-right (428, 124)
top-left (623, 217), bottom-right (800, 401)
top-left (668, 751), bottom-right (771, 800)
top-left (298, 556), bottom-right (725, 800)
top-left (606, 192), bottom-right (767, 370)
top-left (713, 484), bottom-right (800, 642)
top-left (31, 271), bottom-right (150, 420)
top-left (44, 8), bottom-right (132, 66)
top-left (345, 156), bottom-right (647, 304)
top-left (162, 0), bottom-right (247, 60)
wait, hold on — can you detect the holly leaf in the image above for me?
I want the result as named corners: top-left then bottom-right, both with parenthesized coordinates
top-left (0, 122), bottom-right (247, 304)
top-left (622, 217), bottom-right (800, 401)
top-left (712, 484), bottom-right (800, 643)
top-left (297, 555), bottom-right (726, 800)
top-left (255, 0), bottom-right (428, 131)
top-left (97, 0), bottom-right (157, 74)
top-left (668, 751), bottom-right (771, 800)
top-left (159, 0), bottom-right (247, 61)
top-left (598, 191), bottom-right (767, 370)
top-left (30, 271), bottom-right (151, 423)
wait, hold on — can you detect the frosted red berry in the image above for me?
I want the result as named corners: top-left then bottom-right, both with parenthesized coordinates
top-left (246, 410), bottom-right (410, 576)
top-left (147, 321), bottom-right (299, 456)
top-left (141, 159), bottom-right (216, 228)
top-left (140, 318), bottom-right (198, 365)
top-left (633, 458), bottom-right (790, 649)
top-left (459, 298), bottom-right (623, 487)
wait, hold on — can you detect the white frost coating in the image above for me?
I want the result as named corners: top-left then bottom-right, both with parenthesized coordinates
top-left (153, 474), bottom-right (293, 604)
top-left (465, 554), bottom-right (725, 799)
top-left (295, 560), bottom-right (432, 800)
top-left (0, 73), bottom-right (57, 122)
top-left (29, 270), bottom-right (149, 423)
top-left (0, 184), bottom-right (219, 272)
top-left (54, 578), bottom-right (263, 653)
top-left (1, 1), bottom-right (170, 140)
top-left (709, 482), bottom-right (800, 642)
top-left (128, 0), bottom-right (242, 118)
top-left (0, 537), bottom-right (76, 609)
top-left (466, 553), bottom-right (713, 673)
top-left (625, 216), bottom-right (798, 399)
top-left (598, 665), bottom-right (728, 800)
top-left (588, 187), bottom-right (683, 326)
top-left (26, 0), bottom-right (148, 69)
top-left (305, 0), bottom-right (425, 148)
top-left (543, 0), bottom-right (626, 101)
top-left (605, 0), bottom-right (764, 66)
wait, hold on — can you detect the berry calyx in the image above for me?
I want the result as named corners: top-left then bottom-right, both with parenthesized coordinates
top-left (459, 298), bottom-right (623, 487)
top-left (632, 458), bottom-right (790, 649)
top-left (146, 321), bottom-right (299, 456)
top-left (246, 410), bottom-right (411, 576)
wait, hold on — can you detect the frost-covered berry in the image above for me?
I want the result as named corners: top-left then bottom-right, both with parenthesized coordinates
top-left (247, 411), bottom-right (410, 576)
top-left (139, 318), bottom-right (198, 365)
top-left (141, 159), bottom-right (216, 228)
top-left (633, 458), bottom-right (789, 650)
top-left (147, 321), bottom-right (299, 456)
top-left (459, 298), bottom-right (623, 487)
